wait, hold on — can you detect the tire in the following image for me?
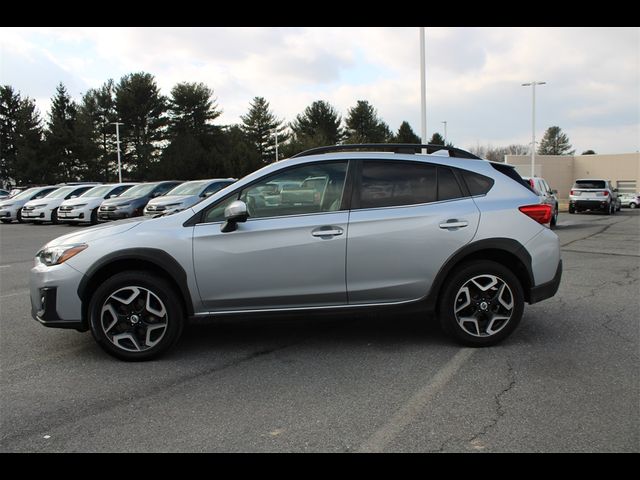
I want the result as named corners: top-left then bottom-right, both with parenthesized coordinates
top-left (568, 205), bottom-right (575, 214)
top-left (16, 210), bottom-right (24, 223)
top-left (88, 270), bottom-right (185, 361)
top-left (437, 260), bottom-right (524, 347)
top-left (630, 203), bottom-right (637, 209)
top-left (90, 208), bottom-right (98, 225)
top-left (51, 208), bottom-right (59, 224)
top-left (1, 219), bottom-right (11, 224)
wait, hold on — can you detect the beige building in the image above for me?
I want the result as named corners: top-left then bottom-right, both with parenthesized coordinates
top-left (504, 153), bottom-right (640, 199)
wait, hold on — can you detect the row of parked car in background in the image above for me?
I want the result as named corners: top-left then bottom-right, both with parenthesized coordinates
top-left (0, 178), bottom-right (236, 225)
top-left (1, 174), bottom-right (637, 227)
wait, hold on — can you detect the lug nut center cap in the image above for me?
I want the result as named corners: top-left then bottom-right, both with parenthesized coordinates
top-left (130, 314), bottom-right (140, 324)
top-left (479, 301), bottom-right (489, 311)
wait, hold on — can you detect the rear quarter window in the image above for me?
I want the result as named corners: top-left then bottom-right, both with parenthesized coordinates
top-left (460, 170), bottom-right (494, 196)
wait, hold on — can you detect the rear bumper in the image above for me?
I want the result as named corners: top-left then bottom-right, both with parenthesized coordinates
top-left (570, 199), bottom-right (610, 211)
top-left (529, 259), bottom-right (562, 304)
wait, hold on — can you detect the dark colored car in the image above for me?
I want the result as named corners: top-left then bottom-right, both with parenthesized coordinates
top-left (98, 181), bottom-right (182, 221)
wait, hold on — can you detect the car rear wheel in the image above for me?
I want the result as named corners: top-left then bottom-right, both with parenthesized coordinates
top-left (630, 202), bottom-right (637, 209)
top-left (438, 260), bottom-right (524, 347)
top-left (89, 271), bottom-right (184, 361)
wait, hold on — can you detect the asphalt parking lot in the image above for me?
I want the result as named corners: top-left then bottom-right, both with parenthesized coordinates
top-left (1, 212), bottom-right (638, 452)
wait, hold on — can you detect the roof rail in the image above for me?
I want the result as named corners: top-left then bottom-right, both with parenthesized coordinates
top-left (291, 143), bottom-right (482, 160)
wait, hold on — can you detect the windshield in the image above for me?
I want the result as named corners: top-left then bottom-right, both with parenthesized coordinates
top-left (165, 180), bottom-right (208, 196)
top-left (81, 185), bottom-right (112, 198)
top-left (11, 187), bottom-right (43, 200)
top-left (45, 186), bottom-right (76, 199)
top-left (574, 180), bottom-right (606, 189)
top-left (119, 183), bottom-right (157, 198)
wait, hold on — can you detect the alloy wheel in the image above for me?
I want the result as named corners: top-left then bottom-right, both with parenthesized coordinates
top-left (99, 286), bottom-right (169, 352)
top-left (453, 274), bottom-right (514, 338)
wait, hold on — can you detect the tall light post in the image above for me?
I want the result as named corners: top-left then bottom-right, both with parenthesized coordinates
top-left (521, 81), bottom-right (546, 177)
top-left (112, 122), bottom-right (124, 183)
top-left (272, 128), bottom-right (279, 162)
top-left (441, 120), bottom-right (447, 145)
top-left (419, 27), bottom-right (427, 151)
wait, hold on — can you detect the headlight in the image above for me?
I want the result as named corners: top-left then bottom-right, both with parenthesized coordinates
top-left (35, 244), bottom-right (88, 267)
top-left (0, 204), bottom-right (13, 208)
top-left (30, 204), bottom-right (47, 209)
top-left (71, 204), bottom-right (87, 208)
top-left (164, 203), bottom-right (182, 208)
top-left (114, 203), bottom-right (131, 209)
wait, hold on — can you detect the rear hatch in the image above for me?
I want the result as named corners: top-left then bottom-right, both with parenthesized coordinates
top-left (571, 180), bottom-right (609, 201)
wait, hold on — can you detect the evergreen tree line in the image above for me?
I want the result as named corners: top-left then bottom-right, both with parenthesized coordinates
top-left (0, 72), bottom-right (578, 187)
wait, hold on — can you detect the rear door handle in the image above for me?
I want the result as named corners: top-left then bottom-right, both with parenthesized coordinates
top-left (311, 226), bottom-right (344, 237)
top-left (439, 220), bottom-right (469, 229)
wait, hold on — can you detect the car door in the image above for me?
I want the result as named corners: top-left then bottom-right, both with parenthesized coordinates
top-left (192, 160), bottom-right (350, 312)
top-left (346, 160), bottom-right (480, 304)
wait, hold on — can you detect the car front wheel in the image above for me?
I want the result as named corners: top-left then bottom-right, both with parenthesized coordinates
top-left (89, 271), bottom-right (184, 361)
top-left (438, 260), bottom-right (524, 347)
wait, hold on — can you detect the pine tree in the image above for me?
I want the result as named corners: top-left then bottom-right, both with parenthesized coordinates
top-left (344, 100), bottom-right (391, 144)
top-left (394, 121), bottom-right (421, 144)
top-left (241, 96), bottom-right (289, 164)
top-left (154, 82), bottom-right (224, 180)
top-left (290, 100), bottom-right (343, 145)
top-left (115, 72), bottom-right (167, 180)
top-left (44, 83), bottom-right (79, 182)
top-left (0, 86), bottom-right (21, 185)
top-left (538, 126), bottom-right (575, 155)
top-left (15, 97), bottom-right (45, 184)
top-left (167, 82), bottom-right (221, 139)
top-left (1, 87), bottom-right (45, 185)
top-left (429, 132), bottom-right (445, 146)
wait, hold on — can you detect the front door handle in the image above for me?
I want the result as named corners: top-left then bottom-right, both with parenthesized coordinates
top-left (439, 220), bottom-right (469, 229)
top-left (311, 226), bottom-right (344, 237)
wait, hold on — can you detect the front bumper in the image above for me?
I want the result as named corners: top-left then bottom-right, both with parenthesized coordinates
top-left (98, 209), bottom-right (137, 221)
top-left (0, 209), bottom-right (15, 220)
top-left (30, 262), bottom-right (86, 330)
top-left (21, 208), bottom-right (50, 221)
top-left (58, 206), bottom-right (91, 222)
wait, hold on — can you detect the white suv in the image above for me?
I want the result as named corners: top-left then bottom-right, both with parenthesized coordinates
top-left (569, 179), bottom-right (620, 215)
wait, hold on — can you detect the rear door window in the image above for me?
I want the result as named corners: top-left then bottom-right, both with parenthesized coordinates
top-left (359, 161), bottom-right (437, 209)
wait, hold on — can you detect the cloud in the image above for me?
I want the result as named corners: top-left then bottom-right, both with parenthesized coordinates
top-left (1, 27), bottom-right (638, 155)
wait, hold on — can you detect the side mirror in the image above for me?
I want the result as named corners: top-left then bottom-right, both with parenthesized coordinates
top-left (552, 189), bottom-right (558, 194)
top-left (221, 200), bottom-right (248, 233)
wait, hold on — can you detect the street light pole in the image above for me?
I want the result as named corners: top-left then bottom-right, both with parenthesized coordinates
top-left (521, 81), bottom-right (546, 177)
top-left (273, 128), bottom-right (279, 161)
top-left (441, 121), bottom-right (447, 145)
top-left (112, 122), bottom-right (124, 183)
top-left (419, 27), bottom-right (427, 152)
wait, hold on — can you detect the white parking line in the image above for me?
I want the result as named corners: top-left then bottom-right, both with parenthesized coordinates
top-left (357, 348), bottom-right (476, 453)
top-left (0, 265), bottom-right (12, 269)
top-left (0, 289), bottom-right (29, 299)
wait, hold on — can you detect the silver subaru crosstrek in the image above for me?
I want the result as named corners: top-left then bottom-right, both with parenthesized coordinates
top-left (30, 144), bottom-right (562, 360)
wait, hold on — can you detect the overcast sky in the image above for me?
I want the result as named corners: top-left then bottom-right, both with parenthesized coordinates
top-left (1, 27), bottom-right (638, 154)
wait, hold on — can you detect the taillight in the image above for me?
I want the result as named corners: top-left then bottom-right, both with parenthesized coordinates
top-left (570, 189), bottom-right (575, 195)
top-left (529, 179), bottom-right (535, 189)
top-left (519, 204), bottom-right (552, 225)
top-left (603, 191), bottom-right (609, 196)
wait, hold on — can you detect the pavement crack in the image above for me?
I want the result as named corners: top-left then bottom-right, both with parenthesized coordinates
top-left (467, 362), bottom-right (516, 449)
